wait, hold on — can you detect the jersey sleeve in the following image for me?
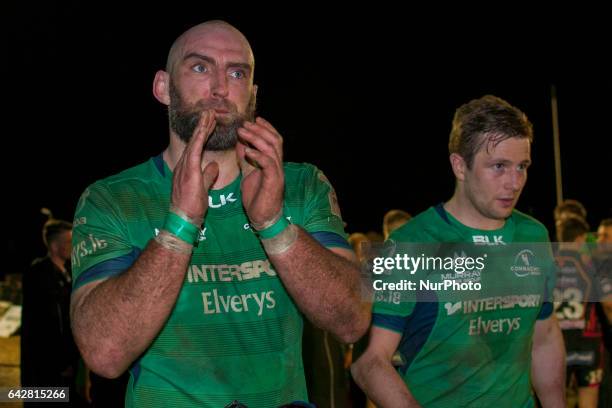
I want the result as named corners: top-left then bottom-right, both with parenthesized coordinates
top-left (370, 218), bottom-right (440, 331)
top-left (71, 182), bottom-right (136, 291)
top-left (301, 166), bottom-right (350, 249)
top-left (537, 240), bottom-right (557, 320)
top-left (371, 237), bottom-right (418, 331)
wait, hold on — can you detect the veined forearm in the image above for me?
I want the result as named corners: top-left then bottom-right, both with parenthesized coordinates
top-left (71, 238), bottom-right (191, 377)
top-left (267, 226), bottom-right (370, 343)
top-left (351, 353), bottom-right (420, 408)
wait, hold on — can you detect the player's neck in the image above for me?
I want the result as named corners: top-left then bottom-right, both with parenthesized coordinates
top-left (203, 150), bottom-right (240, 190)
top-left (444, 194), bottom-right (505, 231)
top-left (164, 139), bottom-right (240, 190)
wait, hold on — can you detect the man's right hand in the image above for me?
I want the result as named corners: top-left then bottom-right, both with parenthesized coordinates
top-left (170, 109), bottom-right (219, 222)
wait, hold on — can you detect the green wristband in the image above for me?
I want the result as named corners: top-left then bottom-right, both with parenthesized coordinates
top-left (256, 216), bottom-right (290, 240)
top-left (163, 212), bottom-right (201, 245)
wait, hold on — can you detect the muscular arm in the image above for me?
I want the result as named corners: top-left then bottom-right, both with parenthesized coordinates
top-left (351, 326), bottom-right (421, 408)
top-left (267, 227), bottom-right (370, 343)
top-left (71, 110), bottom-right (218, 378)
top-left (531, 315), bottom-right (566, 408)
top-left (70, 238), bottom-right (190, 378)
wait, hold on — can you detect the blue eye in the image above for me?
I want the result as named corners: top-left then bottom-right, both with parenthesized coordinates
top-left (192, 64), bottom-right (207, 73)
top-left (230, 70), bottom-right (244, 79)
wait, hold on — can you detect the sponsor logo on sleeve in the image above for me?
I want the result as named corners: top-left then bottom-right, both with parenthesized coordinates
top-left (318, 172), bottom-right (342, 218)
top-left (71, 234), bottom-right (108, 268)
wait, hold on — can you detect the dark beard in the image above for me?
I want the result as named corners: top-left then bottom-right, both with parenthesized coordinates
top-left (168, 81), bottom-right (256, 151)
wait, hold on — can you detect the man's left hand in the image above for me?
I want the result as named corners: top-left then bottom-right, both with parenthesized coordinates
top-left (236, 117), bottom-right (285, 226)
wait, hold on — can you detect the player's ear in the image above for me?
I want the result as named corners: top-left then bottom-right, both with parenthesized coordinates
top-left (153, 70), bottom-right (171, 106)
top-left (450, 153), bottom-right (467, 182)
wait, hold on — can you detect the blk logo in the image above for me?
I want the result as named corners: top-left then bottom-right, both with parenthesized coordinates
top-left (209, 193), bottom-right (238, 209)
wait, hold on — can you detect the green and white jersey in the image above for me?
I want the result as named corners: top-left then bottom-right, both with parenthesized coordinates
top-left (372, 204), bottom-right (555, 408)
top-left (71, 154), bottom-right (350, 408)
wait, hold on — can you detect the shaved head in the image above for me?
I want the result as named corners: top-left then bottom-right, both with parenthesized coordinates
top-left (166, 20), bottom-right (254, 77)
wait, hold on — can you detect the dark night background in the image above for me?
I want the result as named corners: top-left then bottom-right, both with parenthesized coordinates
top-left (2, 3), bottom-right (611, 275)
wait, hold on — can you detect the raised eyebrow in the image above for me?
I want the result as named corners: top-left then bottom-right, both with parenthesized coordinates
top-left (182, 53), bottom-right (252, 73)
top-left (227, 62), bottom-right (252, 74)
top-left (183, 53), bottom-right (215, 65)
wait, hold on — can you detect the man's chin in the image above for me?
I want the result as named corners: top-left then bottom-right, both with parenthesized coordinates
top-left (214, 117), bottom-right (232, 127)
top-left (205, 134), bottom-right (238, 151)
top-left (206, 145), bottom-right (237, 152)
top-left (492, 207), bottom-right (514, 220)
top-left (214, 113), bottom-right (243, 126)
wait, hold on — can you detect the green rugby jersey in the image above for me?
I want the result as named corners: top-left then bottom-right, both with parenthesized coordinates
top-left (372, 204), bottom-right (555, 408)
top-left (71, 154), bottom-right (350, 408)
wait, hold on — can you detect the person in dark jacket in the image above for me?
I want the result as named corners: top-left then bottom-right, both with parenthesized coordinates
top-left (20, 211), bottom-right (81, 405)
